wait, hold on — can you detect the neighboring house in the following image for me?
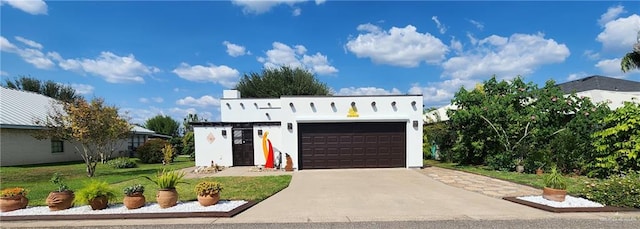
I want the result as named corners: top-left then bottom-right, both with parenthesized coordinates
top-left (193, 90), bottom-right (424, 170)
top-left (0, 87), bottom-right (162, 166)
top-left (424, 75), bottom-right (640, 123)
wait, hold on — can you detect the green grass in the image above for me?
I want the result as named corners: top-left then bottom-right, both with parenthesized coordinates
top-left (0, 157), bottom-right (292, 206)
top-left (424, 160), bottom-right (596, 195)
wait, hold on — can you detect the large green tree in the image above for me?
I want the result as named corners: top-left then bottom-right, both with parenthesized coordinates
top-left (2, 76), bottom-right (81, 103)
top-left (591, 101), bottom-right (640, 177)
top-left (35, 98), bottom-right (131, 177)
top-left (144, 115), bottom-right (179, 136)
top-left (234, 66), bottom-right (330, 98)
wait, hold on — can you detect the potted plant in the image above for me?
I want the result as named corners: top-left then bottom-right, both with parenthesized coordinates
top-left (143, 169), bottom-right (186, 208)
top-left (46, 172), bottom-right (75, 211)
top-left (515, 158), bottom-right (525, 173)
top-left (75, 180), bottom-right (116, 210)
top-left (194, 181), bottom-right (223, 206)
top-left (123, 184), bottom-right (146, 209)
top-left (542, 166), bottom-right (567, 202)
top-left (0, 187), bottom-right (29, 212)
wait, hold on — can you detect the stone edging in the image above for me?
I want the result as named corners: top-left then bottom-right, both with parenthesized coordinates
top-left (502, 197), bottom-right (639, 213)
top-left (0, 201), bottom-right (257, 221)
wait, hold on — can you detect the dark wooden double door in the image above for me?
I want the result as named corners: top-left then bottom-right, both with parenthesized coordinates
top-left (232, 128), bottom-right (254, 166)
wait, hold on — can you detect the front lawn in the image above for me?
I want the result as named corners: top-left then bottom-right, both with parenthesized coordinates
top-left (0, 157), bottom-right (292, 206)
top-left (424, 160), bottom-right (596, 195)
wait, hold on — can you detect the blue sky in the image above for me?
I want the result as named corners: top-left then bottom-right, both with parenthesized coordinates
top-left (2, 1), bottom-right (639, 124)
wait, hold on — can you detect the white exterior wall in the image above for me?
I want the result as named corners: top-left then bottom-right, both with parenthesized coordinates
top-left (252, 125), bottom-right (282, 167)
top-left (194, 126), bottom-right (233, 167)
top-left (220, 99), bottom-right (282, 122)
top-left (575, 90), bottom-right (640, 110)
top-left (0, 128), bottom-right (81, 166)
top-left (279, 96), bottom-right (424, 169)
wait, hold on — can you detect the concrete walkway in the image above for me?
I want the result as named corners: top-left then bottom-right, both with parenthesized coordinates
top-left (419, 166), bottom-right (541, 198)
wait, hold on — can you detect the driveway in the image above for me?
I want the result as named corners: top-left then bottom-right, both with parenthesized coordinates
top-left (219, 168), bottom-right (557, 223)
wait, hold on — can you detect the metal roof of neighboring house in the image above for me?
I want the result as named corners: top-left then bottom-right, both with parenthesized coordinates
top-left (131, 125), bottom-right (156, 134)
top-left (0, 87), bottom-right (61, 129)
top-left (557, 75), bottom-right (640, 93)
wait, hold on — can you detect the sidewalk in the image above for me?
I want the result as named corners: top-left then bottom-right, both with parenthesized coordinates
top-left (418, 166), bottom-right (541, 198)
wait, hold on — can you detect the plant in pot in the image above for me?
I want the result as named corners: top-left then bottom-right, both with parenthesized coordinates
top-left (46, 172), bottom-right (75, 211)
top-left (0, 187), bottom-right (29, 212)
top-left (123, 184), bottom-right (146, 210)
top-left (194, 181), bottom-right (223, 206)
top-left (542, 166), bottom-right (567, 202)
top-left (75, 180), bottom-right (116, 210)
top-left (143, 169), bottom-right (187, 208)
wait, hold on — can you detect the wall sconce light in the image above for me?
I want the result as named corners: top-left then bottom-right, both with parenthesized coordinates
top-left (258, 129), bottom-right (263, 135)
top-left (413, 120), bottom-right (419, 128)
top-left (222, 130), bottom-right (227, 136)
top-left (287, 123), bottom-right (293, 130)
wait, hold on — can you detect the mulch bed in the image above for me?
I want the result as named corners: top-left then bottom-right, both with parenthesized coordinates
top-left (503, 197), bottom-right (639, 213)
top-left (0, 201), bottom-right (256, 221)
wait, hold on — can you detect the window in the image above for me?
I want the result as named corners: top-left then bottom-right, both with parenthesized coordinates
top-left (51, 140), bottom-right (64, 153)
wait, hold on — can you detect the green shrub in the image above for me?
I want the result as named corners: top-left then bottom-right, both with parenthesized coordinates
top-left (182, 132), bottom-right (195, 160)
top-left (162, 144), bottom-right (175, 164)
top-left (582, 171), bottom-right (640, 208)
top-left (543, 166), bottom-right (567, 190)
top-left (107, 157), bottom-right (137, 169)
top-left (590, 102), bottom-right (640, 177)
top-left (136, 139), bottom-right (168, 163)
top-left (75, 180), bottom-right (116, 204)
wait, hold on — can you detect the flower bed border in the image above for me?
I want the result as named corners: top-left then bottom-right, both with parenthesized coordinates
top-left (0, 200), bottom-right (256, 221)
top-left (503, 197), bottom-right (639, 213)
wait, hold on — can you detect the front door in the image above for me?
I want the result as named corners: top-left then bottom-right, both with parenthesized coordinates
top-left (232, 128), bottom-right (254, 166)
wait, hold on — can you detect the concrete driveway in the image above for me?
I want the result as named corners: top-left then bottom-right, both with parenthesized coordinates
top-left (219, 168), bottom-right (557, 223)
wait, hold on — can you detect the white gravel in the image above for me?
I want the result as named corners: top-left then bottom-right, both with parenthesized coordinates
top-left (516, 195), bottom-right (604, 208)
top-left (0, 200), bottom-right (247, 216)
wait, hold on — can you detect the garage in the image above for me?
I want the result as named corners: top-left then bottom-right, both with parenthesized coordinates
top-left (298, 122), bottom-right (406, 169)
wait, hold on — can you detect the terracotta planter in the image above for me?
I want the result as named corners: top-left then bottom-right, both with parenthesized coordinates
top-left (542, 187), bottom-right (567, 202)
top-left (88, 195), bottom-right (109, 210)
top-left (46, 191), bottom-right (74, 211)
top-left (123, 192), bottom-right (146, 210)
top-left (0, 195), bottom-right (29, 212)
top-left (156, 189), bottom-right (178, 208)
top-left (516, 165), bottom-right (525, 173)
top-left (197, 192), bottom-right (220, 207)
top-left (536, 168), bottom-right (544, 176)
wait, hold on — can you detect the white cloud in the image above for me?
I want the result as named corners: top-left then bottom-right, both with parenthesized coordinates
top-left (57, 52), bottom-right (159, 83)
top-left (409, 79), bottom-right (478, 105)
top-left (231, 0), bottom-right (305, 14)
top-left (139, 98), bottom-right (149, 103)
top-left (258, 42), bottom-right (338, 75)
top-left (442, 33), bottom-right (570, 79)
top-left (168, 107), bottom-right (215, 122)
top-left (1, 36), bottom-right (56, 69)
top-left (70, 83), bottom-right (94, 95)
top-left (450, 37), bottom-right (463, 54)
top-left (346, 24), bottom-right (448, 67)
top-left (431, 16), bottom-right (447, 34)
top-left (172, 63), bottom-right (240, 88)
top-left (315, 0), bottom-right (325, 4)
top-left (152, 97), bottom-right (164, 103)
top-left (596, 14), bottom-right (640, 51)
top-left (583, 50), bottom-right (600, 60)
top-left (1, 0), bottom-right (47, 15)
top-left (594, 58), bottom-right (638, 77)
top-left (15, 36), bottom-right (43, 49)
top-left (222, 41), bottom-right (249, 57)
top-left (176, 95), bottom-right (221, 108)
top-left (121, 106), bottom-right (216, 126)
top-left (469, 19), bottom-right (484, 30)
top-left (598, 5), bottom-right (626, 26)
top-left (0, 70), bottom-right (9, 76)
top-left (566, 72), bottom-right (587, 81)
top-left (336, 87), bottom-right (402, 96)
top-left (292, 8), bottom-right (301, 16)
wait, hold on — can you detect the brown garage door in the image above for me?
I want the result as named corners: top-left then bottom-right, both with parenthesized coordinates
top-left (299, 122), bottom-right (406, 169)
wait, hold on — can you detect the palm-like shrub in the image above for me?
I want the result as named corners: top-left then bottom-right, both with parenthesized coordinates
top-left (543, 167), bottom-right (567, 190)
top-left (143, 169), bottom-right (187, 189)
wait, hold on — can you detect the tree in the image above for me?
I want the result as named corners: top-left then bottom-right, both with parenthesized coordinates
top-left (234, 66), bottom-right (330, 98)
top-left (144, 115), bottom-right (179, 137)
top-left (591, 101), bottom-right (640, 177)
top-left (2, 76), bottom-right (81, 103)
top-left (182, 113), bottom-right (205, 133)
top-left (621, 31), bottom-right (640, 73)
top-left (35, 98), bottom-right (131, 177)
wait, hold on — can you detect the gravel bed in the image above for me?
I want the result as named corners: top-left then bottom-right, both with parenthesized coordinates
top-left (516, 195), bottom-right (604, 208)
top-left (0, 200), bottom-right (247, 216)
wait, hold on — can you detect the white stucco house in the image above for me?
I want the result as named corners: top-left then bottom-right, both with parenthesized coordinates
top-left (424, 75), bottom-right (640, 123)
top-left (0, 87), bottom-right (165, 166)
top-left (192, 90), bottom-right (424, 170)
